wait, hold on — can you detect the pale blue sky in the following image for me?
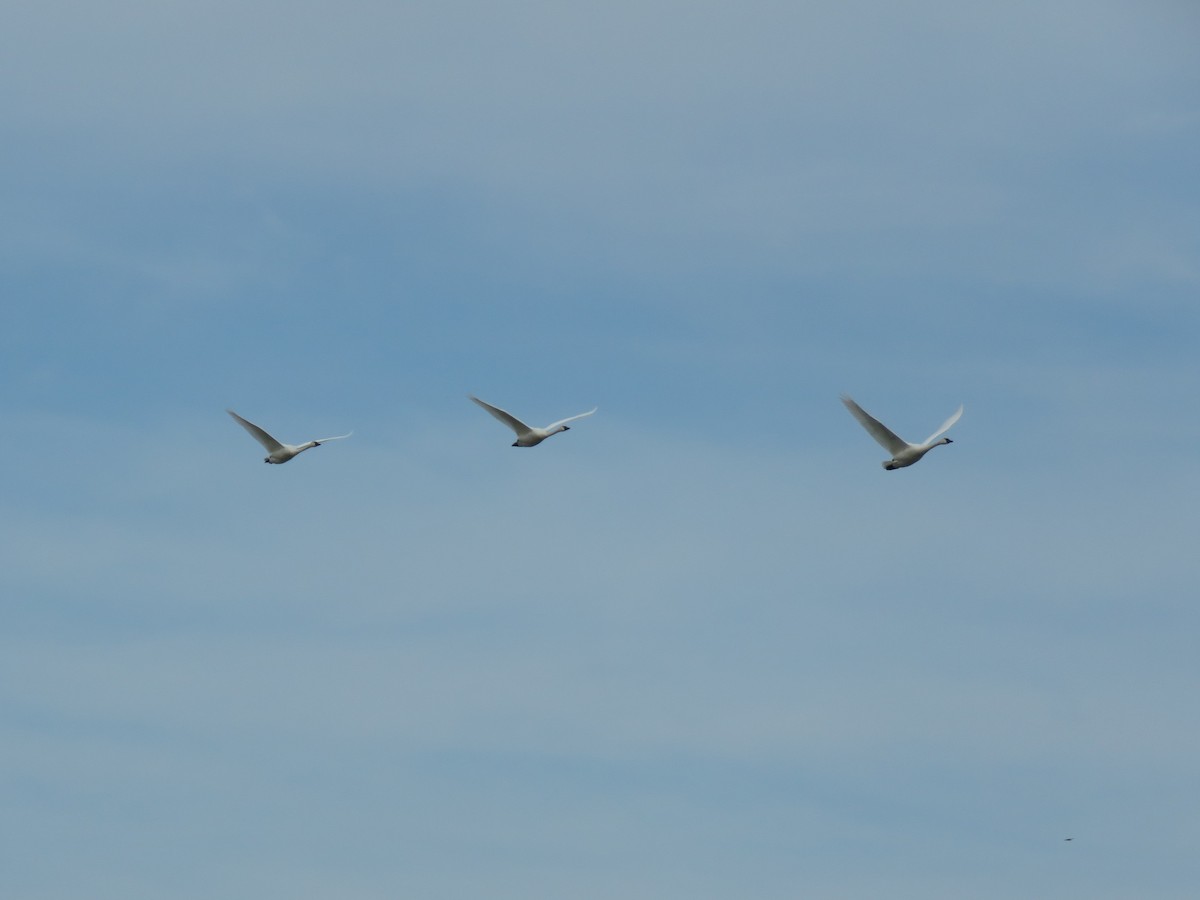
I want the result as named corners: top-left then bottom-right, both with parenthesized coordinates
top-left (3, 2), bottom-right (1199, 898)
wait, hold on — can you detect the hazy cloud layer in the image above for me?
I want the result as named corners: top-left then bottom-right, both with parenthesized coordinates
top-left (2, 2), bottom-right (1199, 898)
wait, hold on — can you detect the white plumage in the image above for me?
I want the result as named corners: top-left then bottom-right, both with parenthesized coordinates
top-left (227, 409), bottom-right (352, 464)
top-left (841, 395), bottom-right (962, 470)
top-left (470, 396), bottom-right (596, 447)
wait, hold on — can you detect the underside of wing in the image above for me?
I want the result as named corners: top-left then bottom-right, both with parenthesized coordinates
top-left (227, 409), bottom-right (285, 454)
top-left (923, 404), bottom-right (963, 445)
top-left (470, 395), bottom-right (532, 437)
top-left (840, 395), bottom-right (908, 455)
top-left (546, 407), bottom-right (597, 430)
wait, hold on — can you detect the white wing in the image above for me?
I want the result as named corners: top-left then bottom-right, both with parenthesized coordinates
top-left (227, 409), bottom-right (285, 454)
top-left (312, 431), bottom-right (353, 445)
top-left (470, 395), bottom-right (533, 437)
top-left (923, 404), bottom-right (963, 445)
top-left (840, 395), bottom-right (908, 455)
top-left (545, 407), bottom-right (597, 430)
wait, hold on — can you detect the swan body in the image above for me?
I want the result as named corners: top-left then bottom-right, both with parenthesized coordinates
top-left (227, 409), bottom-right (352, 464)
top-left (470, 395), bottom-right (596, 447)
top-left (841, 395), bottom-right (962, 470)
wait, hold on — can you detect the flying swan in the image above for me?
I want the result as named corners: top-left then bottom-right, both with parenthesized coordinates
top-left (469, 396), bottom-right (596, 447)
top-left (841, 395), bottom-right (962, 470)
top-left (226, 409), bottom-right (352, 464)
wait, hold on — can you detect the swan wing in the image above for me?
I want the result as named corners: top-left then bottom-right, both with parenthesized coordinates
top-left (545, 407), bottom-right (597, 430)
top-left (227, 409), bottom-right (285, 454)
top-left (470, 396), bottom-right (533, 437)
top-left (923, 404), bottom-right (963, 445)
top-left (840, 395), bottom-right (908, 454)
top-left (312, 431), bottom-right (353, 445)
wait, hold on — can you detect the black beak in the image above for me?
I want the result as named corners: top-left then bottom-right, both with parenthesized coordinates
top-left (562, 426), bottom-right (570, 431)
top-left (512, 441), bottom-right (519, 447)
top-left (945, 438), bottom-right (954, 443)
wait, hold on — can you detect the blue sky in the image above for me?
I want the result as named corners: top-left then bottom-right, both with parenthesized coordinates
top-left (2, 1), bottom-right (1199, 897)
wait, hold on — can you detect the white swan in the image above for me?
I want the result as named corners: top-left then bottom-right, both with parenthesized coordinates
top-left (227, 409), bottom-right (352, 464)
top-left (841, 395), bottom-right (962, 470)
top-left (469, 396), bottom-right (596, 447)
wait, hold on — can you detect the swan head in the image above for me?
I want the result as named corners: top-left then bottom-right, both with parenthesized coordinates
top-left (943, 438), bottom-right (953, 444)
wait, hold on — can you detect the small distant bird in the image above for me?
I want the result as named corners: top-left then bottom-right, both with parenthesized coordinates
top-left (1064, 838), bottom-right (1073, 841)
top-left (226, 409), bottom-right (352, 464)
top-left (841, 394), bottom-right (963, 470)
top-left (469, 395), bottom-right (596, 447)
